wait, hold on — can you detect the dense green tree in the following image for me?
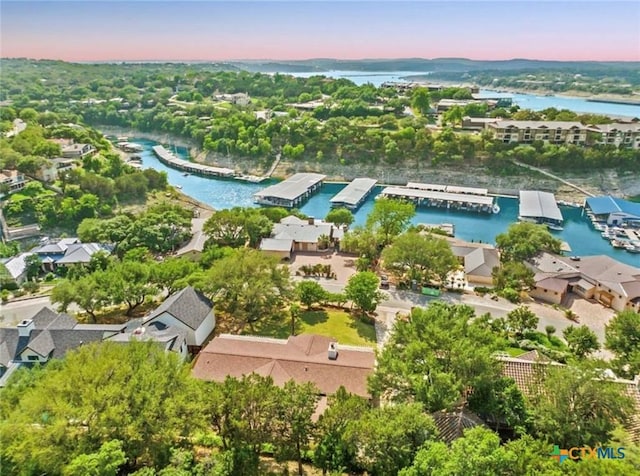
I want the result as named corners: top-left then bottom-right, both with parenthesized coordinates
top-left (505, 306), bottom-right (539, 338)
top-left (339, 226), bottom-right (381, 267)
top-left (381, 231), bottom-right (458, 285)
top-left (314, 387), bottom-right (369, 475)
top-left (369, 303), bottom-right (516, 422)
top-left (527, 363), bottom-right (634, 448)
top-left (366, 197), bottom-right (415, 246)
top-left (492, 261), bottom-right (535, 300)
top-left (344, 271), bottom-right (384, 314)
top-left (103, 261), bottom-right (157, 316)
top-left (24, 253), bottom-right (42, 280)
top-left (605, 310), bottom-right (640, 379)
top-left (64, 440), bottom-right (127, 476)
top-left (345, 403), bottom-right (437, 476)
top-left (325, 207), bottom-right (354, 227)
top-left (0, 342), bottom-right (204, 473)
top-left (563, 324), bottom-right (600, 359)
top-left (295, 280), bottom-right (327, 309)
top-left (496, 222), bottom-right (562, 262)
top-left (274, 381), bottom-right (319, 476)
top-left (151, 257), bottom-right (198, 296)
top-left (204, 248), bottom-right (292, 331)
top-left (411, 87), bottom-right (431, 115)
top-left (51, 273), bottom-right (110, 322)
top-left (203, 208), bottom-right (273, 248)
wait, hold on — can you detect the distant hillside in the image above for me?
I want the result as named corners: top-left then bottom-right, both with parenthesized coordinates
top-left (230, 58), bottom-right (640, 74)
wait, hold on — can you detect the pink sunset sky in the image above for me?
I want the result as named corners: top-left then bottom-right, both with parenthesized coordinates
top-left (1, 1), bottom-right (639, 62)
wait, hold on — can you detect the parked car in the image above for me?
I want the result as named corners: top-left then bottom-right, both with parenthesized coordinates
top-left (379, 275), bottom-right (390, 289)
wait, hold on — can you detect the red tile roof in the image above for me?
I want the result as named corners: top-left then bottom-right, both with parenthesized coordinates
top-left (192, 334), bottom-right (375, 397)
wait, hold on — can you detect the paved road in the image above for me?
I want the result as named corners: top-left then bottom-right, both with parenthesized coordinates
top-left (0, 296), bottom-right (58, 327)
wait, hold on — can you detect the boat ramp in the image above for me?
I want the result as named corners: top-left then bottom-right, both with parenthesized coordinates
top-left (379, 182), bottom-right (499, 214)
top-left (253, 173), bottom-right (326, 208)
top-left (330, 178), bottom-right (378, 210)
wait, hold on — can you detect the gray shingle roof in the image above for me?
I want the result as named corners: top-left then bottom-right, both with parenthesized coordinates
top-left (144, 286), bottom-right (213, 330)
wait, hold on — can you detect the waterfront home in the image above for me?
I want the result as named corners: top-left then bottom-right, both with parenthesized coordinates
top-left (487, 120), bottom-right (589, 145)
top-left (37, 157), bottom-right (78, 182)
top-left (260, 216), bottom-right (342, 256)
top-left (192, 334), bottom-right (376, 415)
top-left (0, 169), bottom-right (28, 194)
top-left (444, 237), bottom-right (500, 285)
top-left (585, 196), bottom-right (640, 227)
top-left (61, 143), bottom-right (95, 159)
top-left (527, 252), bottom-right (640, 312)
top-left (142, 286), bottom-right (215, 353)
top-left (591, 122), bottom-right (640, 149)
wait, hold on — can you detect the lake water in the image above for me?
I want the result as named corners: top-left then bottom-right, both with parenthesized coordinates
top-left (135, 139), bottom-right (639, 266)
top-left (289, 71), bottom-right (640, 117)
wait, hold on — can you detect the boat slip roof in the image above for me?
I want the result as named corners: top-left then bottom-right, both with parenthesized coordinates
top-left (152, 145), bottom-right (234, 176)
top-left (519, 191), bottom-right (563, 222)
top-left (406, 182), bottom-right (488, 196)
top-left (586, 196), bottom-right (640, 218)
top-left (381, 187), bottom-right (494, 206)
top-left (330, 178), bottom-right (378, 206)
top-left (254, 173), bottom-right (326, 201)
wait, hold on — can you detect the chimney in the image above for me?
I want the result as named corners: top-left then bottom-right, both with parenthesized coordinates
top-left (17, 319), bottom-right (35, 337)
top-left (328, 342), bottom-right (338, 360)
top-left (308, 216), bottom-right (315, 225)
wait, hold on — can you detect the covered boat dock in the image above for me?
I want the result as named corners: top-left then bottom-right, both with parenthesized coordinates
top-left (379, 183), bottom-right (497, 213)
top-left (152, 146), bottom-right (235, 178)
top-left (519, 191), bottom-right (563, 226)
top-left (330, 178), bottom-right (378, 210)
top-left (254, 173), bottom-right (326, 208)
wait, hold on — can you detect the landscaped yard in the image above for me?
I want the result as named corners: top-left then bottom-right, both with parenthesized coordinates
top-left (251, 307), bottom-right (377, 348)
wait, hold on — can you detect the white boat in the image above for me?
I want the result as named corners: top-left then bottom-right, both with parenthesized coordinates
top-left (492, 204), bottom-right (501, 214)
top-left (175, 185), bottom-right (183, 190)
top-left (611, 240), bottom-right (626, 249)
top-left (626, 245), bottom-right (640, 254)
top-left (593, 223), bottom-right (606, 231)
top-left (547, 223), bottom-right (564, 232)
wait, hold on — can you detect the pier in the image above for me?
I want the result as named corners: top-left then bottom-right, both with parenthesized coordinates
top-left (253, 173), bottom-right (326, 208)
top-left (379, 182), bottom-right (498, 214)
top-left (330, 178), bottom-right (378, 210)
top-left (152, 145), bottom-right (235, 178)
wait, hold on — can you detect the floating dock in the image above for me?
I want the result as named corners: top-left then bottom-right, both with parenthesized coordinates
top-left (152, 145), bottom-right (235, 178)
top-left (253, 173), bottom-right (326, 208)
top-left (518, 191), bottom-right (563, 227)
top-left (379, 182), bottom-right (498, 214)
top-left (330, 178), bottom-right (378, 210)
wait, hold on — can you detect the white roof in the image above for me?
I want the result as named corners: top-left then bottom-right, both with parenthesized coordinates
top-left (330, 178), bottom-right (378, 206)
top-left (1, 253), bottom-right (33, 279)
top-left (254, 173), bottom-right (326, 201)
top-left (519, 191), bottom-right (563, 222)
top-left (381, 187), bottom-right (494, 206)
top-left (259, 238), bottom-right (294, 252)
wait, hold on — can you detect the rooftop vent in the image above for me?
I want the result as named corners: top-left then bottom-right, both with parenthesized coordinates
top-left (328, 342), bottom-right (338, 360)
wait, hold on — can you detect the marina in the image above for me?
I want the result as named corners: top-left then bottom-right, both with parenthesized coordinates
top-left (379, 183), bottom-right (498, 214)
top-left (518, 191), bottom-right (564, 230)
top-left (329, 178), bottom-right (378, 210)
top-left (152, 145), bottom-right (236, 178)
top-left (253, 173), bottom-right (326, 208)
top-left (126, 138), bottom-right (639, 266)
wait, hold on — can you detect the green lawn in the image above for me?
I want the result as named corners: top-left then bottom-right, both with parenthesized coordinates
top-left (505, 347), bottom-right (527, 357)
top-left (251, 308), bottom-right (377, 348)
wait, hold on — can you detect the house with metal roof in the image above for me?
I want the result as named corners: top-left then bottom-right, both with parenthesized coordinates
top-left (585, 196), bottom-right (640, 226)
top-left (142, 286), bottom-right (215, 352)
top-left (0, 252), bottom-right (33, 286)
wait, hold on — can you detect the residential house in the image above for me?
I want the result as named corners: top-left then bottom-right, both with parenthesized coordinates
top-left (37, 157), bottom-right (78, 182)
top-left (487, 120), bottom-right (589, 145)
top-left (592, 123), bottom-right (640, 149)
top-left (192, 334), bottom-right (376, 415)
top-left (461, 116), bottom-right (499, 131)
top-left (0, 252), bottom-right (33, 286)
top-left (498, 353), bottom-right (640, 442)
top-left (0, 169), bottom-right (28, 194)
top-left (431, 408), bottom-right (487, 444)
top-left (214, 92), bottom-right (250, 106)
top-left (527, 252), bottom-right (640, 312)
top-left (446, 237), bottom-right (500, 285)
top-left (585, 196), bottom-right (640, 227)
top-left (0, 306), bottom-right (194, 386)
top-left (61, 143), bottom-right (95, 159)
top-left (260, 216), bottom-right (343, 255)
top-left (32, 237), bottom-right (112, 272)
top-left (142, 286), bottom-right (215, 352)
top-left (175, 218), bottom-right (208, 260)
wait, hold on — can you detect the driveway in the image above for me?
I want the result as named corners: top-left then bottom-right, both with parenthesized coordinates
top-left (289, 251), bottom-right (358, 283)
top-left (0, 295), bottom-right (67, 327)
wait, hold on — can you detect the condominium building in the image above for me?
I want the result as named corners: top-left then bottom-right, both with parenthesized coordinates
top-left (487, 120), bottom-right (589, 145)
